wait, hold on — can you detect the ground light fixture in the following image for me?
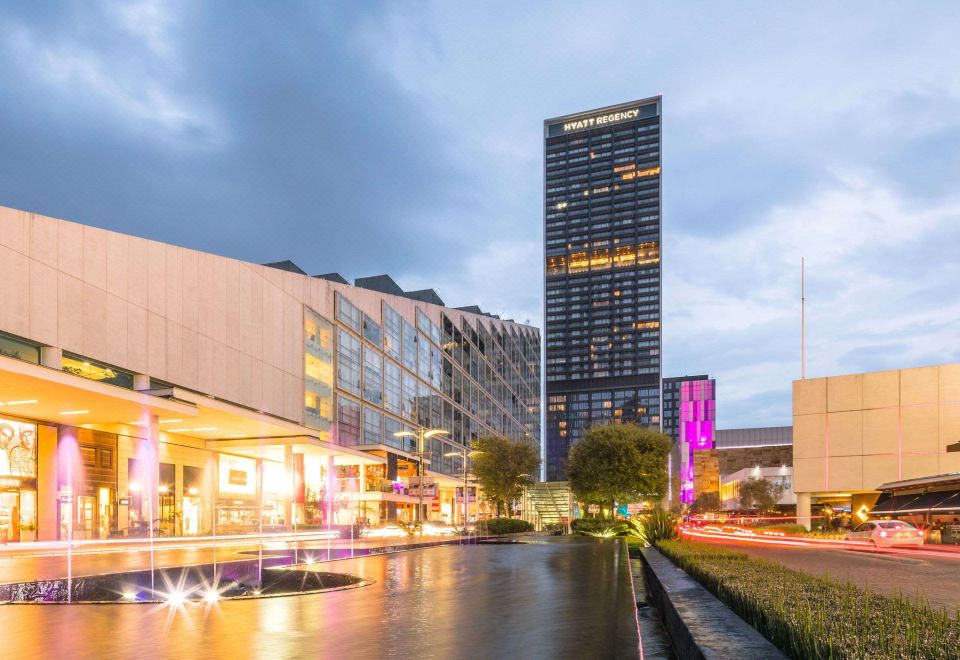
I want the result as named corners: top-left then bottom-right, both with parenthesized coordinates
top-left (393, 428), bottom-right (449, 531)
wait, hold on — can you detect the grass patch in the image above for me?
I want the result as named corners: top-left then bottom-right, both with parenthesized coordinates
top-left (656, 539), bottom-right (960, 659)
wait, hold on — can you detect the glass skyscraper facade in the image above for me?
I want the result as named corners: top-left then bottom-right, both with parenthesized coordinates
top-left (543, 97), bottom-right (662, 481)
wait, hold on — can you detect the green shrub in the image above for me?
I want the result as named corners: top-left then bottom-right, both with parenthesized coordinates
top-left (571, 518), bottom-right (618, 535)
top-left (641, 508), bottom-right (677, 544)
top-left (656, 539), bottom-right (960, 658)
top-left (479, 518), bottom-right (533, 535)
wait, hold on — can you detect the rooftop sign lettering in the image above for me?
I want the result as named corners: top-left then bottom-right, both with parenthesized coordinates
top-left (562, 108), bottom-right (640, 133)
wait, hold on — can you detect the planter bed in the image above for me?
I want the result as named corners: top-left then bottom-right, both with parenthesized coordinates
top-left (656, 539), bottom-right (960, 659)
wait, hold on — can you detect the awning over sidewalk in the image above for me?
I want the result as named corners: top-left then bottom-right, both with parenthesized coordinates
top-left (871, 490), bottom-right (960, 515)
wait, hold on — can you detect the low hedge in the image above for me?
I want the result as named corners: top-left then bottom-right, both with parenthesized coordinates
top-left (570, 518), bottom-right (618, 535)
top-left (479, 518), bottom-right (534, 535)
top-left (656, 539), bottom-right (960, 659)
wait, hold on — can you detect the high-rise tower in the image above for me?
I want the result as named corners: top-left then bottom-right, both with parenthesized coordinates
top-left (543, 97), bottom-right (662, 481)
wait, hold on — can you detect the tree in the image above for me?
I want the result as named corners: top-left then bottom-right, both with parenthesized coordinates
top-left (471, 436), bottom-right (541, 517)
top-left (690, 491), bottom-right (720, 513)
top-left (566, 423), bottom-right (671, 517)
top-left (738, 478), bottom-right (786, 513)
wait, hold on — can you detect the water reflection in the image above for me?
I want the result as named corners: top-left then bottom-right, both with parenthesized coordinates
top-left (3, 538), bottom-right (639, 659)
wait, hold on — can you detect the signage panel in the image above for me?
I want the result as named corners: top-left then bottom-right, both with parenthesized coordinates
top-left (547, 101), bottom-right (659, 137)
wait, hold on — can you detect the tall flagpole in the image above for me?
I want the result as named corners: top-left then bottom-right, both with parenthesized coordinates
top-left (801, 257), bottom-right (806, 380)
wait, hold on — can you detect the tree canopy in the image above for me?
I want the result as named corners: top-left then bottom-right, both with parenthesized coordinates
top-left (690, 491), bottom-right (720, 513)
top-left (566, 423), bottom-right (671, 515)
top-left (471, 436), bottom-right (541, 517)
top-left (738, 478), bottom-right (786, 513)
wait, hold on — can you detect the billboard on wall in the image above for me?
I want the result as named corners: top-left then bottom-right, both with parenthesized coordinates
top-left (408, 477), bottom-right (437, 497)
top-left (0, 418), bottom-right (37, 480)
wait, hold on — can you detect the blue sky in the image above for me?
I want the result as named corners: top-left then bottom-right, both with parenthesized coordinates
top-left (2, 1), bottom-right (959, 428)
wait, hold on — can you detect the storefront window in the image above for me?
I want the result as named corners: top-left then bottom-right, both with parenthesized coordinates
top-left (0, 418), bottom-right (37, 542)
top-left (217, 454), bottom-right (257, 534)
top-left (182, 465), bottom-right (204, 535)
top-left (158, 462), bottom-right (176, 536)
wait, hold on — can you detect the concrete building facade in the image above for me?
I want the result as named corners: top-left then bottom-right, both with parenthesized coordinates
top-left (793, 364), bottom-right (960, 527)
top-left (0, 204), bottom-right (540, 542)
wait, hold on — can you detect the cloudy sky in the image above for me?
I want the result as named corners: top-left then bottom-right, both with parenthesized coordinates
top-left (2, 1), bottom-right (959, 428)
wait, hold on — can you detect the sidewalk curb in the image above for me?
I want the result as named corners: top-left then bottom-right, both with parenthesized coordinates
top-left (639, 546), bottom-right (786, 660)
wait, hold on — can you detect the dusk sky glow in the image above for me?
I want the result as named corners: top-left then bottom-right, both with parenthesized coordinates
top-left (2, 1), bottom-right (959, 427)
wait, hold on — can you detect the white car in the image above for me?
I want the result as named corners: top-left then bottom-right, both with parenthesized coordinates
top-left (846, 520), bottom-right (924, 547)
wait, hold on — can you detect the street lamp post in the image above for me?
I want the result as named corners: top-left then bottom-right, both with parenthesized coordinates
top-left (394, 428), bottom-right (449, 533)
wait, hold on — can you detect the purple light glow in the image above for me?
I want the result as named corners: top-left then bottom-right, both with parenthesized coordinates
top-left (678, 379), bottom-right (716, 505)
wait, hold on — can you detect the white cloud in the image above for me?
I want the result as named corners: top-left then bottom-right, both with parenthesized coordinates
top-left (400, 238), bottom-right (543, 327)
top-left (665, 171), bottom-right (960, 425)
top-left (354, 3), bottom-right (960, 427)
top-left (3, 7), bottom-right (225, 145)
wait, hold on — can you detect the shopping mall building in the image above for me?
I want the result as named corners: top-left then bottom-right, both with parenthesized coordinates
top-left (793, 363), bottom-right (960, 527)
top-left (0, 205), bottom-right (541, 542)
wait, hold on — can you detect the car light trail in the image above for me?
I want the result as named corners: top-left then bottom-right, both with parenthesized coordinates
top-left (682, 525), bottom-right (960, 560)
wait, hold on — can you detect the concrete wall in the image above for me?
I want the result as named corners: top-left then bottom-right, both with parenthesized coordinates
top-left (793, 364), bottom-right (960, 494)
top-left (692, 450), bottom-right (719, 499)
top-left (718, 445), bottom-right (793, 475)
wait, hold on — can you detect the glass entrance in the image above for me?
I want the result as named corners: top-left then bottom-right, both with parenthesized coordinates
top-left (0, 491), bottom-right (19, 542)
top-left (182, 496), bottom-right (201, 535)
top-left (77, 495), bottom-right (96, 540)
top-left (98, 487), bottom-right (112, 539)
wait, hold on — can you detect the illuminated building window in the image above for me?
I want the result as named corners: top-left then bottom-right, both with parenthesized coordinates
top-left (0, 331), bottom-right (40, 364)
top-left (305, 308), bottom-right (335, 432)
top-left (62, 353), bottom-right (134, 389)
top-left (568, 251), bottom-right (589, 272)
top-left (620, 166), bottom-right (661, 181)
top-left (589, 248), bottom-right (611, 269)
top-left (547, 255), bottom-right (566, 275)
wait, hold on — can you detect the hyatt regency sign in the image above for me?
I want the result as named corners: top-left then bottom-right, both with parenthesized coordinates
top-left (547, 101), bottom-right (659, 137)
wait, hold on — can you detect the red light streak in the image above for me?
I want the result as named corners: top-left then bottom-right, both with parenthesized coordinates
top-left (680, 525), bottom-right (960, 560)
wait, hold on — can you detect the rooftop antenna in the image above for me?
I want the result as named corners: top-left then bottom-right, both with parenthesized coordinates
top-left (801, 256), bottom-right (806, 380)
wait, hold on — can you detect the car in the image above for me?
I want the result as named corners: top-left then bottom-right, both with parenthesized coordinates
top-left (845, 520), bottom-right (925, 547)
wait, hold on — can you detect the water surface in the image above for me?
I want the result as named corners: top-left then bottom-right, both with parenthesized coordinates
top-left (4, 537), bottom-right (640, 659)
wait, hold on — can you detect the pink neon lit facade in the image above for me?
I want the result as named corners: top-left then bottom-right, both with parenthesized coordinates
top-left (679, 378), bottom-right (716, 504)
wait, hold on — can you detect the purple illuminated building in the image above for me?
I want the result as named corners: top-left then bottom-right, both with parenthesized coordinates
top-left (678, 378), bottom-right (715, 504)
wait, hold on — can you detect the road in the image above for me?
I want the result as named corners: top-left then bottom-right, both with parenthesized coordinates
top-left (700, 535), bottom-right (960, 613)
top-left (0, 538), bottom-right (642, 660)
